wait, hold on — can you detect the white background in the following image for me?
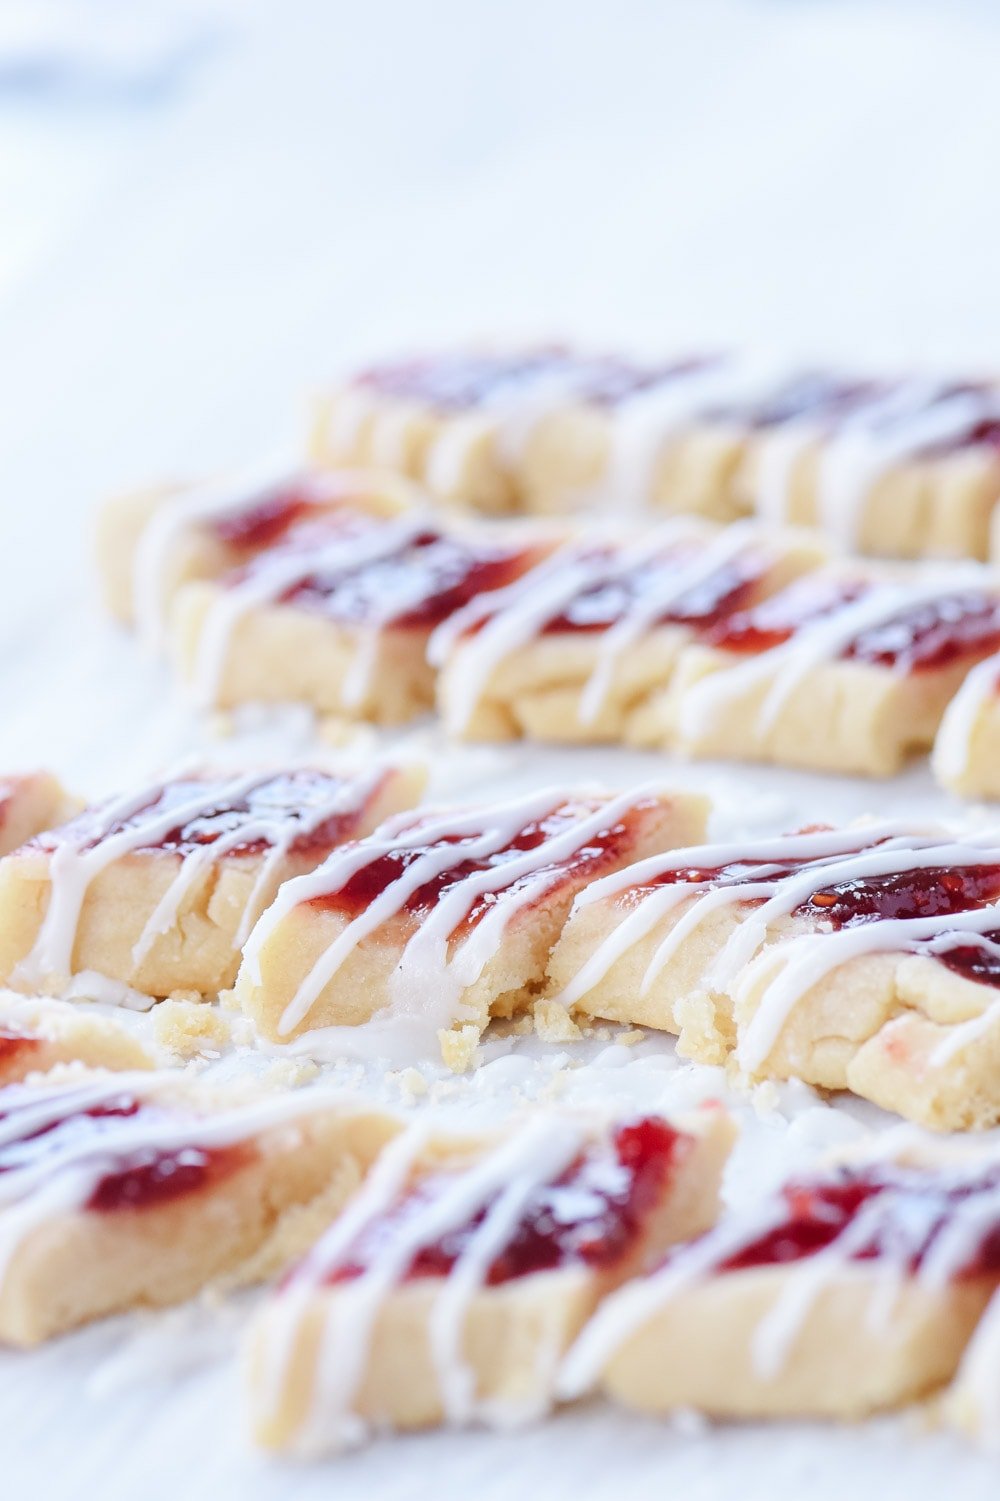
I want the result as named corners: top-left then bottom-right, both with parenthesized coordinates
top-left (4, 2), bottom-right (1000, 1495)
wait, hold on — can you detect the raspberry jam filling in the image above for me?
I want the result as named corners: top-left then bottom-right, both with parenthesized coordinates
top-left (309, 799), bottom-right (653, 930)
top-left (842, 591), bottom-right (1000, 672)
top-left (327, 1117), bottom-right (684, 1286)
top-left (268, 525), bottom-right (542, 630)
top-left (925, 930), bottom-right (1000, 988)
top-left (0, 1088), bottom-right (249, 1212)
top-left (540, 547), bottom-right (765, 635)
top-left (0, 1031), bottom-right (41, 1066)
top-left (798, 865), bottom-right (1000, 928)
top-left (705, 576), bottom-right (1000, 672)
top-left (210, 487), bottom-right (316, 552)
top-left (704, 575), bottom-right (868, 654)
top-left (714, 1162), bottom-right (1000, 1278)
top-left (36, 769), bottom-right (372, 861)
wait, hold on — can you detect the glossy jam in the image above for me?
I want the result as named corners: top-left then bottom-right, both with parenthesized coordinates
top-left (540, 546), bottom-right (764, 635)
top-left (716, 1161), bottom-right (1000, 1278)
top-left (704, 575), bottom-right (868, 654)
top-left (279, 527), bottom-right (543, 630)
top-left (705, 575), bottom-right (1000, 672)
top-left (36, 768), bottom-right (374, 861)
top-left (210, 488), bottom-right (315, 551)
top-left (356, 350), bottom-right (716, 412)
top-left (309, 798), bottom-right (653, 933)
top-left (798, 865), bottom-right (1000, 928)
top-left (0, 1086), bottom-right (249, 1212)
top-left (927, 930), bottom-right (1000, 989)
top-left (327, 1116), bottom-right (684, 1286)
top-left (0, 1031), bottom-right (41, 1070)
top-left (843, 591), bottom-right (1000, 672)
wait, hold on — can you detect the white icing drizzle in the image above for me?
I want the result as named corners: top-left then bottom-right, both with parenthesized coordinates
top-left (17, 768), bottom-right (382, 992)
top-left (576, 521), bottom-right (770, 727)
top-left (132, 458), bottom-right (297, 651)
top-left (419, 352), bottom-right (785, 514)
top-left (130, 765), bottom-right (387, 966)
top-left (553, 820), bottom-right (944, 1008)
top-left (561, 1147), bottom-right (1000, 1400)
top-left (581, 356), bottom-right (780, 513)
top-left (736, 900), bottom-right (1000, 1073)
top-left (259, 1114), bottom-right (587, 1452)
top-left (0, 1071), bottom-right (362, 1279)
top-left (814, 382), bottom-right (1000, 550)
top-left (677, 567), bottom-right (994, 741)
top-left (242, 784), bottom-right (665, 1052)
top-left (188, 512), bottom-right (430, 710)
top-left (430, 518), bottom-right (789, 735)
top-left (932, 650), bottom-right (1000, 785)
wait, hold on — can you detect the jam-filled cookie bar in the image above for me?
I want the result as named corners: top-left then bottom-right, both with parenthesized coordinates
top-left (170, 508), bottom-right (558, 722)
top-left (96, 465), bottom-right (416, 637)
top-left (548, 819), bottom-right (1000, 1130)
top-left (564, 1142), bottom-right (1000, 1420)
top-left (0, 1068), bottom-right (400, 1345)
top-left (245, 1104), bottom-right (734, 1454)
top-left (311, 348), bottom-right (777, 518)
top-left (0, 762), bottom-right (422, 1001)
top-left (430, 520), bottom-right (827, 744)
top-left (235, 784), bottom-right (708, 1061)
top-left (661, 564), bottom-right (1000, 775)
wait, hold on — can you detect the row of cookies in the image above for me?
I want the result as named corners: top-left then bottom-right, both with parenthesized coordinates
top-left (5, 1063), bottom-right (1000, 1461)
top-left (313, 346), bottom-right (1000, 561)
top-left (4, 764), bottom-right (1000, 1130)
top-left (97, 467), bottom-right (1000, 793)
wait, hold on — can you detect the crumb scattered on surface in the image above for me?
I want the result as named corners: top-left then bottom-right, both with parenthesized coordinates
top-left (616, 1028), bottom-right (646, 1047)
top-left (533, 998), bottom-right (582, 1043)
top-left (395, 1067), bottom-right (429, 1100)
top-left (152, 1000), bottom-right (231, 1059)
top-left (439, 1025), bottom-right (481, 1074)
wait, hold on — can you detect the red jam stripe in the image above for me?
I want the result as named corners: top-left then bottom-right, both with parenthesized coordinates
top-left (278, 528), bottom-right (544, 630)
top-left (327, 1117), bottom-right (683, 1286)
top-left (31, 770), bottom-right (373, 862)
top-left (538, 546), bottom-right (766, 635)
top-left (0, 1088), bottom-right (252, 1213)
top-left (210, 488), bottom-right (316, 551)
top-left (797, 866), bottom-right (1000, 929)
top-left (716, 1162), bottom-right (1000, 1278)
top-left (308, 799), bottom-right (655, 933)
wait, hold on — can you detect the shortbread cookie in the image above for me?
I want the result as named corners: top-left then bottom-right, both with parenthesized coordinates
top-left (246, 1104), bottom-right (734, 1453)
top-left (0, 994), bottom-right (160, 1082)
top-left (932, 652), bottom-right (1000, 799)
top-left (734, 373), bottom-right (1000, 560)
top-left (97, 464), bottom-right (417, 634)
top-left (944, 1286), bottom-right (1000, 1448)
top-left (0, 773), bottom-right (79, 857)
top-left (563, 1144), bottom-right (1000, 1420)
top-left (662, 565), bottom-right (1000, 775)
top-left (235, 784), bottom-right (708, 1059)
top-left (0, 762), bottom-right (422, 1001)
top-left (732, 869), bottom-right (1000, 1130)
top-left (170, 509), bottom-right (557, 720)
top-left (312, 348), bottom-right (785, 517)
top-left (548, 820), bottom-right (1000, 1129)
top-left (430, 520), bottom-right (827, 743)
top-left (0, 1068), bottom-right (400, 1344)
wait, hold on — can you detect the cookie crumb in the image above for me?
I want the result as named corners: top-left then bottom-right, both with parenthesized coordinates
top-left (533, 998), bottom-right (582, 1043)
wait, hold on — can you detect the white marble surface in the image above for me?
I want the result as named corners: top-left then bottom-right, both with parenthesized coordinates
top-left (4, 2), bottom-right (1000, 1494)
